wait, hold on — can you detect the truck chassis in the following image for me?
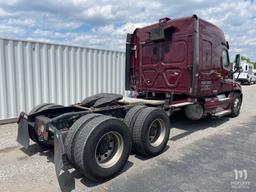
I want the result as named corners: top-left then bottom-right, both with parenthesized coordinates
top-left (17, 92), bottom-right (242, 182)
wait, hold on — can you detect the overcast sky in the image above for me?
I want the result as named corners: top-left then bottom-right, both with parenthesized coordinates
top-left (0, 0), bottom-right (255, 61)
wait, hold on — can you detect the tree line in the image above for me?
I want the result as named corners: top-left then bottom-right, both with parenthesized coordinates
top-left (241, 56), bottom-right (256, 69)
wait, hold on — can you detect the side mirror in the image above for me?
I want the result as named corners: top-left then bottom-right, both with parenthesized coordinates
top-left (235, 54), bottom-right (240, 69)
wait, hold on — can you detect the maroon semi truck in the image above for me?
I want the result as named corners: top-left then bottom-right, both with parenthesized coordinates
top-left (17, 15), bottom-right (242, 182)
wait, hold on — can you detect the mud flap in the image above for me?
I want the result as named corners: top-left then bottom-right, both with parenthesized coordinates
top-left (53, 127), bottom-right (65, 175)
top-left (16, 112), bottom-right (30, 149)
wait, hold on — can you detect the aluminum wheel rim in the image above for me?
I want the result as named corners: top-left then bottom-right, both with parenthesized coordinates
top-left (233, 98), bottom-right (241, 113)
top-left (95, 131), bottom-right (124, 168)
top-left (147, 119), bottom-right (166, 147)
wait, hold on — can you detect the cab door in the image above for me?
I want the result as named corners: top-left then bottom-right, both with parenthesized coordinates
top-left (199, 38), bottom-right (222, 96)
top-left (220, 48), bottom-right (234, 92)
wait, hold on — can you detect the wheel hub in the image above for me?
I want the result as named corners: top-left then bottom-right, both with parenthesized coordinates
top-left (148, 119), bottom-right (166, 147)
top-left (233, 98), bottom-right (241, 113)
top-left (95, 131), bottom-right (124, 168)
top-left (234, 98), bottom-right (240, 108)
top-left (149, 124), bottom-right (160, 142)
top-left (98, 137), bottom-right (111, 155)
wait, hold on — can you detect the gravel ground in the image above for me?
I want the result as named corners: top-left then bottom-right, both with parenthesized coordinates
top-left (0, 85), bottom-right (255, 192)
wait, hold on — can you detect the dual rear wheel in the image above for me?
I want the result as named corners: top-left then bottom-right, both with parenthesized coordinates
top-left (65, 106), bottom-right (170, 182)
top-left (124, 106), bottom-right (171, 156)
top-left (65, 114), bottom-right (131, 182)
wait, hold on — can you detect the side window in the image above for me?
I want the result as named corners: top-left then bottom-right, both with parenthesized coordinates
top-left (245, 65), bottom-right (248, 71)
top-left (203, 40), bottom-right (212, 69)
top-left (222, 49), bottom-right (230, 70)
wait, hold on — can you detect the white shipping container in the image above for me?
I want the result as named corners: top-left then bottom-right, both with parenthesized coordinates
top-left (0, 38), bottom-right (126, 122)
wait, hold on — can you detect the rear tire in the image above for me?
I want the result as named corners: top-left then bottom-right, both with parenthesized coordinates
top-left (65, 113), bottom-right (102, 165)
top-left (124, 105), bottom-right (146, 153)
top-left (73, 115), bottom-right (131, 182)
top-left (132, 107), bottom-right (170, 157)
top-left (124, 105), bottom-right (146, 134)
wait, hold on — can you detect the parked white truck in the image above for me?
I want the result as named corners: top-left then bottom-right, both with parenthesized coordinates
top-left (253, 69), bottom-right (256, 83)
top-left (234, 60), bottom-right (256, 84)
